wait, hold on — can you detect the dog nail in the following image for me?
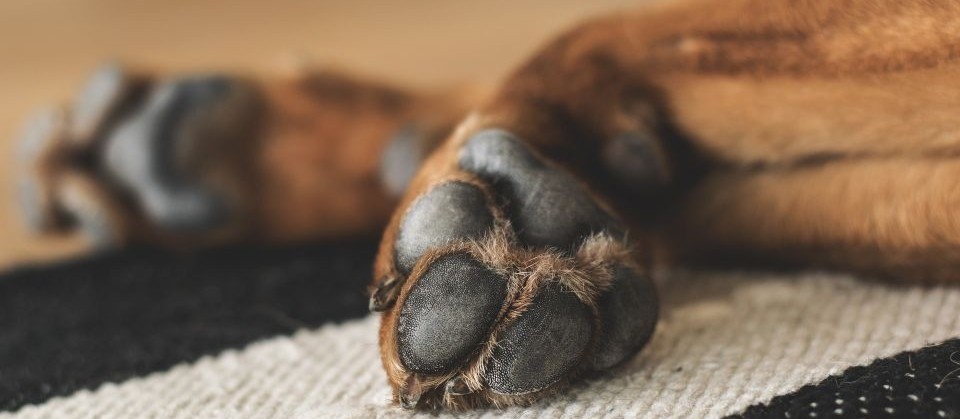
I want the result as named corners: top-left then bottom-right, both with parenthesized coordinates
top-left (444, 377), bottom-right (472, 396)
top-left (399, 374), bottom-right (424, 409)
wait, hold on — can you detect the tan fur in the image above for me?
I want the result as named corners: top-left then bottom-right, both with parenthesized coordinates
top-left (251, 70), bottom-right (481, 242)
top-left (22, 0), bottom-right (960, 410)
top-left (631, 0), bottom-right (960, 278)
top-left (663, 157), bottom-right (960, 282)
top-left (23, 67), bottom-right (479, 247)
top-left (408, 0), bottom-right (960, 281)
top-left (372, 0), bottom-right (960, 408)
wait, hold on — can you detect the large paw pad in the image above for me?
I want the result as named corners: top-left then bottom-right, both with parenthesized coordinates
top-left (376, 130), bottom-right (659, 409)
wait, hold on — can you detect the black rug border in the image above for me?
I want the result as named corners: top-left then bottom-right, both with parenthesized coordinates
top-left (0, 240), bottom-right (377, 412)
top-left (3, 242), bottom-right (960, 418)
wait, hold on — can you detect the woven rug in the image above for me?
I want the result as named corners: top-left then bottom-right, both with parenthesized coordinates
top-left (2, 241), bottom-right (959, 418)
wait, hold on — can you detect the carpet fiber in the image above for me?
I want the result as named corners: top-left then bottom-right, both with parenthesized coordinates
top-left (2, 241), bottom-right (960, 418)
top-left (0, 241), bottom-right (375, 412)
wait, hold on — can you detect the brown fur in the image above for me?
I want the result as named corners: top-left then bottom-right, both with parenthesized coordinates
top-left (215, 70), bottom-right (477, 244)
top-left (23, 67), bottom-right (478, 247)
top-left (383, 0), bottom-right (960, 282)
top-left (21, 0), bottom-right (960, 410)
top-left (372, 0), bottom-right (960, 408)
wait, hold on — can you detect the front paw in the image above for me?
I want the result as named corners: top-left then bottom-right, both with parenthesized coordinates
top-left (373, 130), bottom-right (659, 409)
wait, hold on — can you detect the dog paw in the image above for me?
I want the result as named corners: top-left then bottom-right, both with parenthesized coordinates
top-left (14, 63), bottom-right (267, 246)
top-left (374, 130), bottom-right (658, 409)
top-left (101, 74), bottom-right (260, 232)
top-left (15, 63), bottom-right (469, 247)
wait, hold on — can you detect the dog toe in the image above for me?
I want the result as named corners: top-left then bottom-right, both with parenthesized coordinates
top-left (589, 265), bottom-right (658, 370)
top-left (16, 109), bottom-right (70, 232)
top-left (486, 281), bottom-right (593, 395)
top-left (397, 252), bottom-right (509, 374)
top-left (459, 129), bottom-right (620, 250)
top-left (394, 181), bottom-right (496, 273)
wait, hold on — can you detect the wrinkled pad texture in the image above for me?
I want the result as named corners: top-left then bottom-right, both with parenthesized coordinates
top-left (397, 253), bottom-right (507, 373)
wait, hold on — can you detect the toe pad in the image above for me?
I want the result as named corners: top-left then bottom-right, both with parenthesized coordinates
top-left (397, 253), bottom-right (508, 374)
top-left (459, 130), bottom-right (619, 250)
top-left (589, 266), bottom-right (658, 370)
top-left (486, 282), bottom-right (592, 395)
top-left (394, 181), bottom-right (495, 273)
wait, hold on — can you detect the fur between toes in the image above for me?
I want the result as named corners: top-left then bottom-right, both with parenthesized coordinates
top-left (380, 225), bottom-right (645, 410)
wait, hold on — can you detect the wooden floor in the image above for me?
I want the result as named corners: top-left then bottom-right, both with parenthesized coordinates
top-left (0, 0), bottom-right (642, 268)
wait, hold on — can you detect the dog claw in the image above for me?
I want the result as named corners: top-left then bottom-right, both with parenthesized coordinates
top-left (444, 376), bottom-right (472, 396)
top-left (399, 374), bottom-right (424, 409)
top-left (369, 276), bottom-right (400, 312)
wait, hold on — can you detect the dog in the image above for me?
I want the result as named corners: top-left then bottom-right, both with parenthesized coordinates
top-left (16, 0), bottom-right (960, 410)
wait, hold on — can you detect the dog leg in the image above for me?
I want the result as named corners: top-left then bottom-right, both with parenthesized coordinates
top-left (15, 62), bottom-right (477, 247)
top-left (372, 0), bottom-right (960, 408)
top-left (663, 157), bottom-right (960, 283)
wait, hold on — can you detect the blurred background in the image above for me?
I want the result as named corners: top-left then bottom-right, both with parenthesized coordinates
top-left (0, 0), bottom-right (641, 269)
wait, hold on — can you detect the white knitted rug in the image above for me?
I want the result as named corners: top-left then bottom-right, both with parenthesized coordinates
top-left (8, 269), bottom-right (960, 419)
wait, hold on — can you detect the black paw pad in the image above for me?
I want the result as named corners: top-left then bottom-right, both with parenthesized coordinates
top-left (69, 62), bottom-right (138, 142)
top-left (459, 129), bottom-right (618, 249)
top-left (17, 109), bottom-right (63, 164)
top-left (72, 205), bottom-right (118, 248)
top-left (395, 181), bottom-right (494, 273)
top-left (589, 266), bottom-right (658, 370)
top-left (17, 177), bottom-right (50, 233)
top-left (486, 282), bottom-right (592, 395)
top-left (379, 125), bottom-right (427, 197)
top-left (397, 253), bottom-right (508, 374)
top-left (16, 110), bottom-right (66, 232)
top-left (103, 76), bottom-right (240, 232)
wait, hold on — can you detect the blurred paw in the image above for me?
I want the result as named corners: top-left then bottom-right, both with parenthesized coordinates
top-left (15, 62), bottom-right (262, 247)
